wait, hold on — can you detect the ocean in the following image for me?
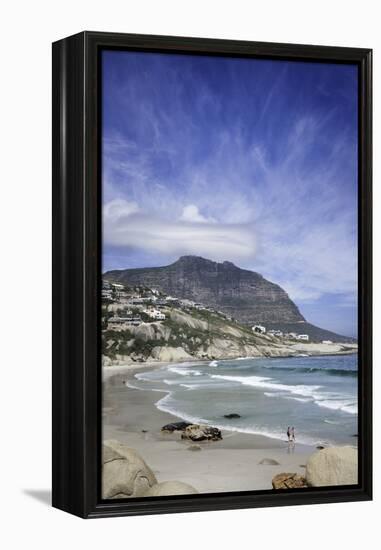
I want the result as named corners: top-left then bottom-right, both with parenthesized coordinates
top-left (129, 354), bottom-right (358, 447)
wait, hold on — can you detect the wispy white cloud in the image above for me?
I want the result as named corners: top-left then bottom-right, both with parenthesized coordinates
top-left (103, 112), bottom-right (357, 306)
top-left (180, 204), bottom-right (214, 224)
top-left (104, 199), bottom-right (256, 261)
top-left (103, 108), bottom-right (357, 307)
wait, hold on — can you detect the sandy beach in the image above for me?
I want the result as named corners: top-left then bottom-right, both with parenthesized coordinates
top-left (103, 363), bottom-right (315, 493)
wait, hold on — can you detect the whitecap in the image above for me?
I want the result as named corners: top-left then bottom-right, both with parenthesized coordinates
top-left (167, 366), bottom-right (192, 376)
top-left (126, 381), bottom-right (167, 393)
top-left (210, 374), bottom-right (322, 399)
top-left (155, 393), bottom-right (209, 424)
top-left (316, 399), bottom-right (357, 414)
top-left (135, 371), bottom-right (157, 381)
top-left (342, 403), bottom-right (358, 414)
top-left (263, 391), bottom-right (312, 403)
top-left (166, 365), bottom-right (204, 377)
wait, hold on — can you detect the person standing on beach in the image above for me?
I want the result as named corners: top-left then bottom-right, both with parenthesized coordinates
top-left (287, 426), bottom-right (291, 442)
top-left (291, 427), bottom-right (295, 442)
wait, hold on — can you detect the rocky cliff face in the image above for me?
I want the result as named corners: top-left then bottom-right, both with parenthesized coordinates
top-left (102, 307), bottom-right (305, 363)
top-left (104, 255), bottom-right (305, 325)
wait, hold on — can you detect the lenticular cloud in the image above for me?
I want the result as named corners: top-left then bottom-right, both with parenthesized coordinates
top-left (103, 198), bottom-right (256, 261)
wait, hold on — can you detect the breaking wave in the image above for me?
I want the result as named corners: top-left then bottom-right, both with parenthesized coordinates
top-left (261, 365), bottom-right (357, 377)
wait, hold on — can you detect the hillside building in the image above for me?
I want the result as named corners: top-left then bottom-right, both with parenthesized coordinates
top-left (296, 334), bottom-right (309, 341)
top-left (144, 309), bottom-right (166, 321)
top-left (252, 324), bottom-right (266, 334)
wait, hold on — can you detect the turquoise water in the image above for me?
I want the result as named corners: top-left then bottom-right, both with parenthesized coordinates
top-left (130, 354), bottom-right (358, 446)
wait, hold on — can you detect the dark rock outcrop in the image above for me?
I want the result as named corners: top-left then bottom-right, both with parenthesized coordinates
top-left (161, 421), bottom-right (192, 432)
top-left (224, 413), bottom-right (241, 419)
top-left (181, 424), bottom-right (222, 442)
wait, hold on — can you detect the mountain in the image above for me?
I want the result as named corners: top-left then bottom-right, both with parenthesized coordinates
top-left (105, 255), bottom-right (304, 323)
top-left (104, 255), bottom-right (353, 342)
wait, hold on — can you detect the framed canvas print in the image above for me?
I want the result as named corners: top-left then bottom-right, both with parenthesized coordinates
top-left (52, 32), bottom-right (372, 518)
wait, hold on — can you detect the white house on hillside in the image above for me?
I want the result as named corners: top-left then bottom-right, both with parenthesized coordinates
top-left (268, 330), bottom-right (283, 337)
top-left (144, 309), bottom-right (166, 321)
top-left (296, 334), bottom-right (309, 341)
top-left (111, 283), bottom-right (124, 290)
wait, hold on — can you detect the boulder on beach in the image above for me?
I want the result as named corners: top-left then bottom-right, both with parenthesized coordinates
top-left (259, 458), bottom-right (280, 465)
top-left (181, 424), bottom-right (222, 442)
top-left (224, 413), bottom-right (241, 419)
top-left (161, 421), bottom-right (192, 432)
top-left (102, 440), bottom-right (157, 499)
top-left (187, 444), bottom-right (202, 452)
top-left (272, 473), bottom-right (307, 489)
top-left (306, 446), bottom-right (358, 487)
top-left (144, 481), bottom-right (198, 497)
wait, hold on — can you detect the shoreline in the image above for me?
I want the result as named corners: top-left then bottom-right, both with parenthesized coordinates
top-left (103, 346), bottom-right (358, 370)
top-left (103, 362), bottom-right (317, 493)
top-left (102, 345), bottom-right (358, 369)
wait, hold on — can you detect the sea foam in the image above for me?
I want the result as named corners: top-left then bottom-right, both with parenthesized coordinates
top-left (210, 373), bottom-right (322, 398)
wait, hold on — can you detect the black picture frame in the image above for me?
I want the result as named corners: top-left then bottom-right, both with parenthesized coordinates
top-left (52, 31), bottom-right (372, 519)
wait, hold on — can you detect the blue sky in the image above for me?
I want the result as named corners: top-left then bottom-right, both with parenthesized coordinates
top-left (102, 50), bottom-right (358, 337)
